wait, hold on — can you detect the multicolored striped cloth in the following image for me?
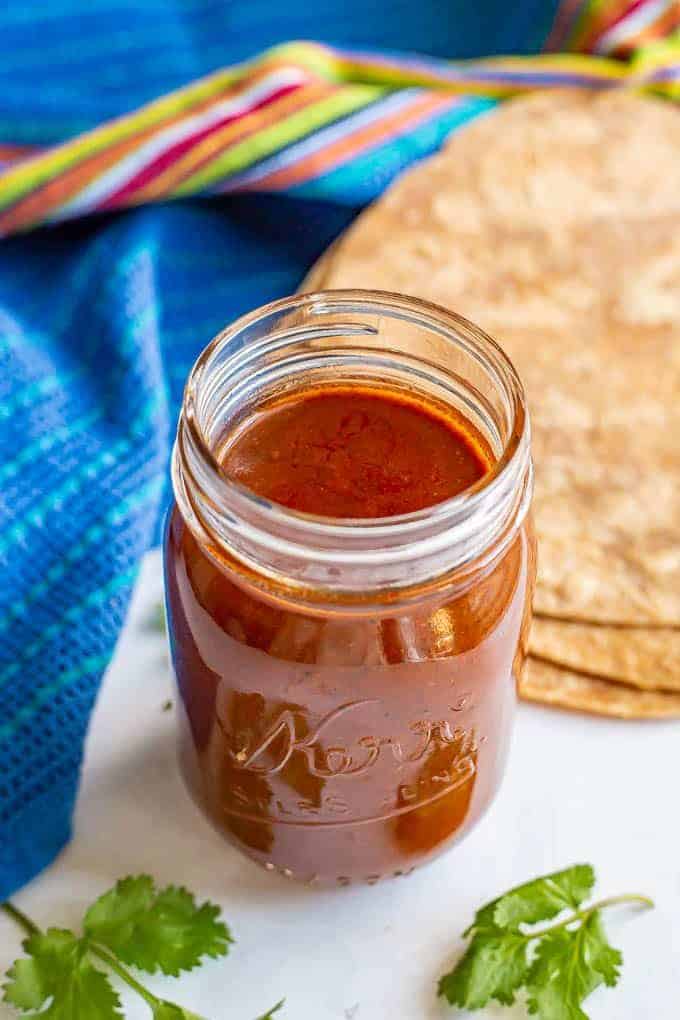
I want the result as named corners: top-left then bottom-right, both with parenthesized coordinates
top-left (0, 0), bottom-right (678, 901)
top-left (1, 30), bottom-right (679, 235)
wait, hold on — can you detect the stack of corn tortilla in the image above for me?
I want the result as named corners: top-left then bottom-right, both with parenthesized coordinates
top-left (302, 91), bottom-right (680, 718)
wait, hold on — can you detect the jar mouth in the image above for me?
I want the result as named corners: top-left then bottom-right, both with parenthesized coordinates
top-left (173, 289), bottom-right (532, 601)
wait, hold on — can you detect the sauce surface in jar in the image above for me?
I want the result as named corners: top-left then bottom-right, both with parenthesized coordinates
top-left (221, 386), bottom-right (491, 517)
top-left (166, 381), bottom-right (531, 885)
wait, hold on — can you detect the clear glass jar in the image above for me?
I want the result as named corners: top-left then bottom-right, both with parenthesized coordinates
top-left (164, 290), bottom-right (534, 886)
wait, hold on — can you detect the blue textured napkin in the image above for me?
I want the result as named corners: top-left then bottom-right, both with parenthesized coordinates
top-left (0, 0), bottom-right (558, 898)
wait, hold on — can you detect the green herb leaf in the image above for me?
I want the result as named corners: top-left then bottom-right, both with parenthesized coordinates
top-left (3, 929), bottom-right (121, 1019)
top-left (84, 875), bottom-right (155, 948)
top-left (462, 865), bottom-right (595, 939)
top-left (438, 932), bottom-right (529, 1008)
top-left (493, 865), bottom-right (595, 931)
top-left (84, 876), bottom-right (233, 976)
top-left (439, 866), bottom-right (648, 1019)
top-left (443, 865), bottom-right (594, 1008)
top-left (526, 912), bottom-right (622, 1020)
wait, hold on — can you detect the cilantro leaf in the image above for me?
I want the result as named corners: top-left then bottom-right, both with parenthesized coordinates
top-left (463, 866), bottom-right (593, 940)
top-left (84, 876), bottom-right (233, 976)
top-left (439, 866), bottom-right (648, 1018)
top-left (442, 866), bottom-right (595, 1011)
top-left (84, 876), bottom-right (155, 948)
top-left (493, 866), bottom-right (595, 932)
top-left (438, 932), bottom-right (529, 1008)
top-left (3, 929), bottom-right (121, 1020)
top-left (526, 912), bottom-right (622, 1020)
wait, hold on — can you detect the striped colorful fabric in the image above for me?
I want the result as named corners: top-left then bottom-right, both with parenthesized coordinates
top-left (546, 0), bottom-right (680, 55)
top-left (0, 36), bottom-right (678, 236)
top-left (0, 0), bottom-right (678, 904)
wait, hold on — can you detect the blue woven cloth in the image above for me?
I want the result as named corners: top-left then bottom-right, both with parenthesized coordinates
top-left (0, 0), bottom-right (559, 899)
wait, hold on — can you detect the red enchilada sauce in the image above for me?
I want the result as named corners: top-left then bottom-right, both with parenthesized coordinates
top-left (166, 384), bottom-right (530, 884)
top-left (221, 388), bottom-right (489, 517)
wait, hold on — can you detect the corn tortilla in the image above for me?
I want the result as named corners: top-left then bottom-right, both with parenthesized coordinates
top-left (520, 657), bottom-right (680, 719)
top-left (302, 91), bottom-right (680, 627)
top-left (530, 618), bottom-right (680, 691)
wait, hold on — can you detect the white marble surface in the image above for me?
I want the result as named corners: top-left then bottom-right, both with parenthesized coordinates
top-left (1, 552), bottom-right (678, 1020)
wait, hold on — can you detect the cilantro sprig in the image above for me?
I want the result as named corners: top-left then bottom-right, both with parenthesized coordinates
top-left (1, 864), bottom-right (652, 1018)
top-left (438, 864), bottom-right (653, 1019)
top-left (1, 876), bottom-right (282, 1020)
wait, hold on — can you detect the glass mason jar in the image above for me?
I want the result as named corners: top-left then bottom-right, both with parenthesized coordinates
top-left (164, 290), bottom-right (534, 886)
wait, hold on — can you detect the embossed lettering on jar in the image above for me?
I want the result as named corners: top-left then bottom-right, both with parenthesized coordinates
top-left (165, 291), bottom-right (535, 886)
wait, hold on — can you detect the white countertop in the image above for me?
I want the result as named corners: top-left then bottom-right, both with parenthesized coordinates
top-left (2, 552), bottom-right (678, 1020)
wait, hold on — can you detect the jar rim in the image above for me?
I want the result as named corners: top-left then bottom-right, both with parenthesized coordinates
top-left (173, 289), bottom-right (532, 602)
top-left (182, 289), bottom-right (529, 528)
